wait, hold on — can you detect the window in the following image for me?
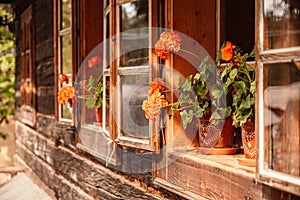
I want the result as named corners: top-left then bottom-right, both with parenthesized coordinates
top-left (55, 0), bottom-right (74, 122)
top-left (219, 0), bottom-right (255, 54)
top-left (257, 0), bottom-right (300, 196)
top-left (20, 6), bottom-right (36, 127)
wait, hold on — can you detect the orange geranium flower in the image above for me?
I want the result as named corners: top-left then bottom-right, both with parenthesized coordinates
top-left (154, 31), bottom-right (181, 60)
top-left (221, 42), bottom-right (236, 61)
top-left (57, 86), bottom-right (75, 106)
top-left (142, 78), bottom-right (168, 121)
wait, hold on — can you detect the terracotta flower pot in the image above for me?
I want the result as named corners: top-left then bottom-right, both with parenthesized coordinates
top-left (198, 115), bottom-right (235, 148)
top-left (95, 107), bottom-right (103, 126)
top-left (241, 118), bottom-right (256, 159)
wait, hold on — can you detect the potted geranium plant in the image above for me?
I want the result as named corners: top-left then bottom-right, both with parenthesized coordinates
top-left (218, 41), bottom-right (256, 159)
top-left (144, 31), bottom-right (235, 151)
top-left (57, 56), bottom-right (106, 125)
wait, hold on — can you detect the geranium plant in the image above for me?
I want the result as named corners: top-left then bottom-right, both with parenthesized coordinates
top-left (218, 42), bottom-right (255, 127)
top-left (57, 56), bottom-right (105, 109)
top-left (143, 31), bottom-right (228, 128)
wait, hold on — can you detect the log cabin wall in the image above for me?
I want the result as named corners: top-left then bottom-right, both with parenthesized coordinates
top-left (11, 0), bottom-right (300, 199)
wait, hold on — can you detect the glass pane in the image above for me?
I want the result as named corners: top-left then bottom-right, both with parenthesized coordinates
top-left (120, 0), bottom-right (149, 67)
top-left (264, 0), bottom-right (300, 49)
top-left (61, 0), bottom-right (71, 29)
top-left (104, 14), bottom-right (110, 69)
top-left (263, 62), bottom-right (300, 176)
top-left (120, 74), bottom-right (149, 139)
top-left (61, 34), bottom-right (72, 74)
top-left (61, 104), bottom-right (72, 119)
top-left (104, 76), bottom-right (110, 132)
top-left (220, 0), bottom-right (254, 54)
top-left (104, 0), bottom-right (109, 8)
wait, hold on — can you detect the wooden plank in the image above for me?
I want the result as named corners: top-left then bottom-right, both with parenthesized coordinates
top-left (155, 149), bottom-right (263, 199)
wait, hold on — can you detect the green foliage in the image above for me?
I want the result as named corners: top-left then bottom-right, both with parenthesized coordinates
top-left (0, 6), bottom-right (15, 139)
top-left (84, 75), bottom-right (104, 109)
top-left (221, 49), bottom-right (255, 127)
top-left (172, 56), bottom-right (228, 129)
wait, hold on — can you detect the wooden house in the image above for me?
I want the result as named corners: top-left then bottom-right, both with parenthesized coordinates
top-left (6, 0), bottom-right (300, 199)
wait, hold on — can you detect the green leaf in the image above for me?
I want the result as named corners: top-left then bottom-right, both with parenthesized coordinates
top-left (182, 75), bottom-right (192, 91)
top-left (229, 68), bottom-right (237, 79)
top-left (210, 84), bottom-right (224, 99)
top-left (180, 110), bottom-right (194, 129)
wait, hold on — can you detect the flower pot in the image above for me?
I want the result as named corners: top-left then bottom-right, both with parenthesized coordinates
top-left (241, 118), bottom-right (256, 159)
top-left (198, 115), bottom-right (235, 148)
top-left (95, 107), bottom-right (103, 126)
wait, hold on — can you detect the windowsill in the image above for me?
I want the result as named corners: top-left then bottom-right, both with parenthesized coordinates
top-left (171, 146), bottom-right (256, 176)
top-left (76, 124), bottom-right (118, 166)
top-left (154, 146), bottom-right (261, 200)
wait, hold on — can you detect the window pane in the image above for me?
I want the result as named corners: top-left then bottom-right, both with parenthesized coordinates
top-left (120, 0), bottom-right (149, 67)
top-left (61, 0), bottom-right (71, 29)
top-left (220, 0), bottom-right (254, 54)
top-left (263, 62), bottom-right (300, 176)
top-left (264, 0), bottom-right (300, 49)
top-left (61, 34), bottom-right (72, 74)
top-left (104, 76), bottom-right (110, 132)
top-left (120, 74), bottom-right (149, 139)
top-left (104, 14), bottom-right (110, 69)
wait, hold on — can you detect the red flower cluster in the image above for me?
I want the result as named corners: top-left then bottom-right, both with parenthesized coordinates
top-left (88, 56), bottom-right (102, 68)
top-left (154, 31), bottom-right (181, 60)
top-left (142, 78), bottom-right (168, 121)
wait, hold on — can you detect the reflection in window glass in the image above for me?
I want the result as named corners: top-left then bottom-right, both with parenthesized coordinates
top-left (61, 34), bottom-right (72, 74)
top-left (120, 74), bottom-right (149, 139)
top-left (263, 62), bottom-right (300, 176)
top-left (120, 0), bottom-right (149, 67)
top-left (104, 14), bottom-right (110, 69)
top-left (104, 76), bottom-right (110, 132)
top-left (61, 0), bottom-right (71, 29)
top-left (264, 0), bottom-right (300, 49)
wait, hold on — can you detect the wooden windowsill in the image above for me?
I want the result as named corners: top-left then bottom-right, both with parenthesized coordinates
top-left (171, 147), bottom-right (256, 176)
top-left (154, 146), bottom-right (261, 200)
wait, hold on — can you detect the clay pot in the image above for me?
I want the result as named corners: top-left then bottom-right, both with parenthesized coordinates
top-left (241, 118), bottom-right (256, 159)
top-left (198, 115), bottom-right (235, 148)
top-left (95, 107), bottom-right (103, 126)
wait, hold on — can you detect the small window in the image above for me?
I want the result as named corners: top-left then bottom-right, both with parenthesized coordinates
top-left (257, 0), bottom-right (300, 196)
top-left (20, 6), bottom-right (36, 127)
top-left (56, 0), bottom-right (73, 122)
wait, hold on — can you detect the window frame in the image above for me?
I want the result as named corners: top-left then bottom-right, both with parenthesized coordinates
top-left (256, 0), bottom-right (300, 196)
top-left (54, 0), bottom-right (78, 124)
top-left (20, 5), bottom-right (36, 127)
top-left (105, 0), bottom-right (159, 151)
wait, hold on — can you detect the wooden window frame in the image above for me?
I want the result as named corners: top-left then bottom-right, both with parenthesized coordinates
top-left (54, 0), bottom-right (78, 124)
top-left (20, 5), bottom-right (36, 127)
top-left (105, 0), bottom-right (159, 151)
top-left (256, 0), bottom-right (300, 196)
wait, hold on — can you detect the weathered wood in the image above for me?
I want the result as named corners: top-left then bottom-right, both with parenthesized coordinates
top-left (156, 149), bottom-right (262, 200)
top-left (16, 121), bottom-right (165, 199)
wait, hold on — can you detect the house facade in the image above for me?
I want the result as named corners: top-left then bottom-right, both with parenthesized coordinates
top-left (9, 0), bottom-right (300, 199)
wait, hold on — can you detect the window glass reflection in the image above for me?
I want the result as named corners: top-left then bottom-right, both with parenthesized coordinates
top-left (264, 0), bottom-right (300, 49)
top-left (264, 62), bottom-right (300, 176)
top-left (61, 34), bottom-right (72, 74)
top-left (120, 0), bottom-right (149, 67)
top-left (61, 0), bottom-right (71, 29)
top-left (120, 74), bottom-right (149, 139)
